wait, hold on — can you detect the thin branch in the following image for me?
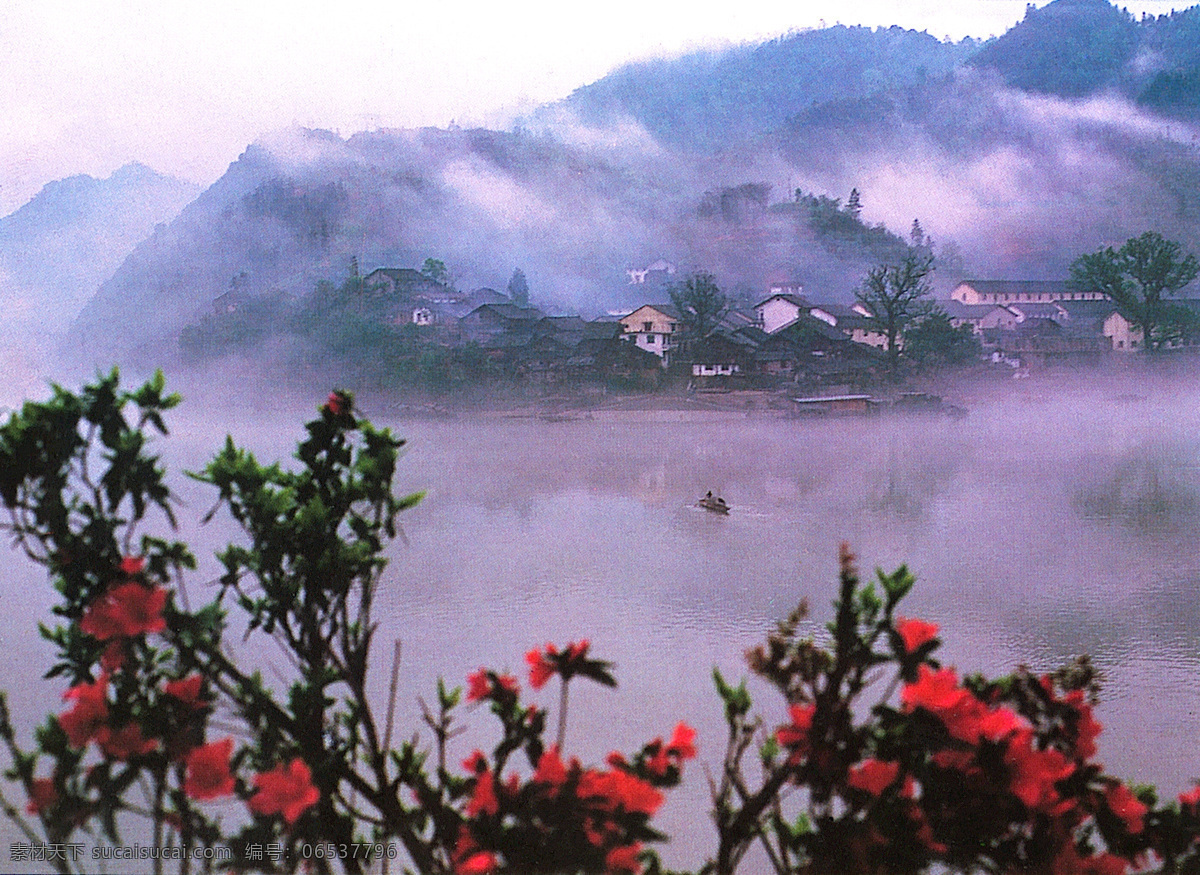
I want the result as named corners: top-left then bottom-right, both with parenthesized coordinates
top-left (383, 639), bottom-right (402, 753)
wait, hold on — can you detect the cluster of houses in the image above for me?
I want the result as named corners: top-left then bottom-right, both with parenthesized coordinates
top-left (944, 280), bottom-right (1200, 358)
top-left (312, 267), bottom-right (1193, 389)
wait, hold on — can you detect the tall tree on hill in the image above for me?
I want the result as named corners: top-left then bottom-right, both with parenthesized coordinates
top-left (909, 219), bottom-right (927, 250)
top-left (846, 188), bottom-right (862, 220)
top-left (507, 268), bottom-right (529, 306)
top-left (1070, 232), bottom-right (1199, 352)
top-left (855, 248), bottom-right (936, 372)
top-left (669, 271), bottom-right (728, 342)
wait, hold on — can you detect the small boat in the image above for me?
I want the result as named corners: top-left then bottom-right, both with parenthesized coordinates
top-left (698, 492), bottom-right (730, 514)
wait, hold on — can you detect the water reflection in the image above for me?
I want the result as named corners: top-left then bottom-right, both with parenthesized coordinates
top-left (1074, 439), bottom-right (1200, 531)
top-left (3, 372), bottom-right (1200, 872)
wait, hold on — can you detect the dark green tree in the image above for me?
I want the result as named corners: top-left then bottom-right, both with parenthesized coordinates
top-left (668, 271), bottom-right (728, 342)
top-left (421, 258), bottom-right (449, 285)
top-left (1070, 231), bottom-right (1200, 352)
top-left (856, 248), bottom-right (936, 371)
top-left (507, 268), bottom-right (529, 306)
top-left (904, 308), bottom-right (983, 369)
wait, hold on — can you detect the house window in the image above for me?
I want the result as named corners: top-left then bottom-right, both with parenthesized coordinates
top-left (643, 321), bottom-right (653, 332)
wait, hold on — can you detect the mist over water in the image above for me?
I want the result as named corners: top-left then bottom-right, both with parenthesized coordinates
top-left (3, 366), bottom-right (1200, 871)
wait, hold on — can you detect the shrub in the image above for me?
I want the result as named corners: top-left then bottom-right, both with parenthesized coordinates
top-left (0, 372), bottom-right (1196, 874)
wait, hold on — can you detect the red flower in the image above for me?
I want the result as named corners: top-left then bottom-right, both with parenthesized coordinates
top-left (466, 670), bottom-right (490, 701)
top-left (525, 640), bottom-right (591, 688)
top-left (59, 674), bottom-right (109, 748)
top-left (1105, 783), bottom-right (1147, 834)
top-left (25, 779), bottom-right (57, 815)
top-left (465, 770), bottom-right (499, 817)
top-left (1065, 692), bottom-right (1103, 759)
top-left (776, 703), bottom-right (816, 754)
top-left (533, 746), bottom-right (569, 790)
top-left (1005, 731), bottom-right (1075, 812)
top-left (184, 738), bottom-right (236, 800)
top-left (895, 617), bottom-right (939, 654)
top-left (97, 723), bottom-right (159, 760)
top-left (452, 828), bottom-right (498, 874)
top-left (456, 851), bottom-right (499, 874)
top-left (915, 819), bottom-right (948, 855)
top-left (1180, 785), bottom-right (1200, 811)
top-left (605, 843), bottom-right (643, 874)
top-left (1053, 845), bottom-right (1129, 875)
top-left (666, 722), bottom-right (697, 760)
top-left (164, 675), bottom-right (206, 711)
top-left (119, 555), bottom-right (146, 576)
top-left (578, 768), bottom-right (663, 815)
top-left (902, 665), bottom-right (968, 713)
top-left (931, 749), bottom-right (980, 776)
top-left (976, 706), bottom-right (1025, 743)
top-left (324, 391), bottom-right (355, 419)
top-left (80, 582), bottom-right (167, 641)
top-left (249, 758), bottom-right (320, 825)
top-left (463, 750), bottom-right (488, 773)
top-left (1086, 854), bottom-right (1130, 875)
top-left (901, 665), bottom-right (1005, 743)
top-left (466, 669), bottom-right (519, 702)
top-left (645, 743), bottom-right (670, 777)
top-left (526, 647), bottom-right (556, 689)
top-left (847, 759), bottom-right (901, 796)
top-left (100, 640), bottom-right (127, 672)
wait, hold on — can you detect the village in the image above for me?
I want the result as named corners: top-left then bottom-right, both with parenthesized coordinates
top-left (299, 256), bottom-right (1200, 415)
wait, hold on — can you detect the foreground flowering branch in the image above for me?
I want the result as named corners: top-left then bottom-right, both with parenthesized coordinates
top-left (704, 545), bottom-right (1200, 875)
top-left (0, 374), bottom-right (693, 875)
top-left (0, 372), bottom-right (1196, 874)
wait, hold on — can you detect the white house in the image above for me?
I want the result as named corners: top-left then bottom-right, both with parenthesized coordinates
top-left (619, 304), bottom-right (680, 366)
top-left (626, 260), bottom-right (677, 285)
top-left (1104, 311), bottom-right (1142, 351)
top-left (951, 280), bottom-right (1106, 306)
top-left (754, 293), bottom-right (811, 334)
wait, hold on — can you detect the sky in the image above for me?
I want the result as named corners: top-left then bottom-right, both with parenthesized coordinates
top-left (0, 0), bottom-right (1193, 214)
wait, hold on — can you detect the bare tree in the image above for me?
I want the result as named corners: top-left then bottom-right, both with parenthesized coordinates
top-left (669, 271), bottom-right (728, 341)
top-left (855, 248), bottom-right (935, 371)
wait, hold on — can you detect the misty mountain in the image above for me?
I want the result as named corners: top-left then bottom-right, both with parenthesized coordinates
top-left (545, 25), bottom-right (978, 152)
top-left (540, 0), bottom-right (1200, 278)
top-left (969, 0), bottom-right (1200, 116)
top-left (69, 0), bottom-right (1200, 366)
top-left (0, 163), bottom-right (199, 331)
top-left (770, 68), bottom-right (1200, 277)
top-left (72, 126), bottom-right (916, 365)
top-left (73, 127), bottom-right (693, 363)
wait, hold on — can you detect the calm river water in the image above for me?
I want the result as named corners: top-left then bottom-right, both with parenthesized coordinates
top-left (2, 366), bottom-right (1199, 872)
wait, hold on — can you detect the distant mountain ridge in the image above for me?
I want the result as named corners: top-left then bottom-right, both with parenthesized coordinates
top-left (0, 162), bottom-right (199, 331)
top-left (969, 0), bottom-right (1200, 115)
top-left (543, 25), bottom-right (978, 151)
top-left (546, 0), bottom-right (1200, 147)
